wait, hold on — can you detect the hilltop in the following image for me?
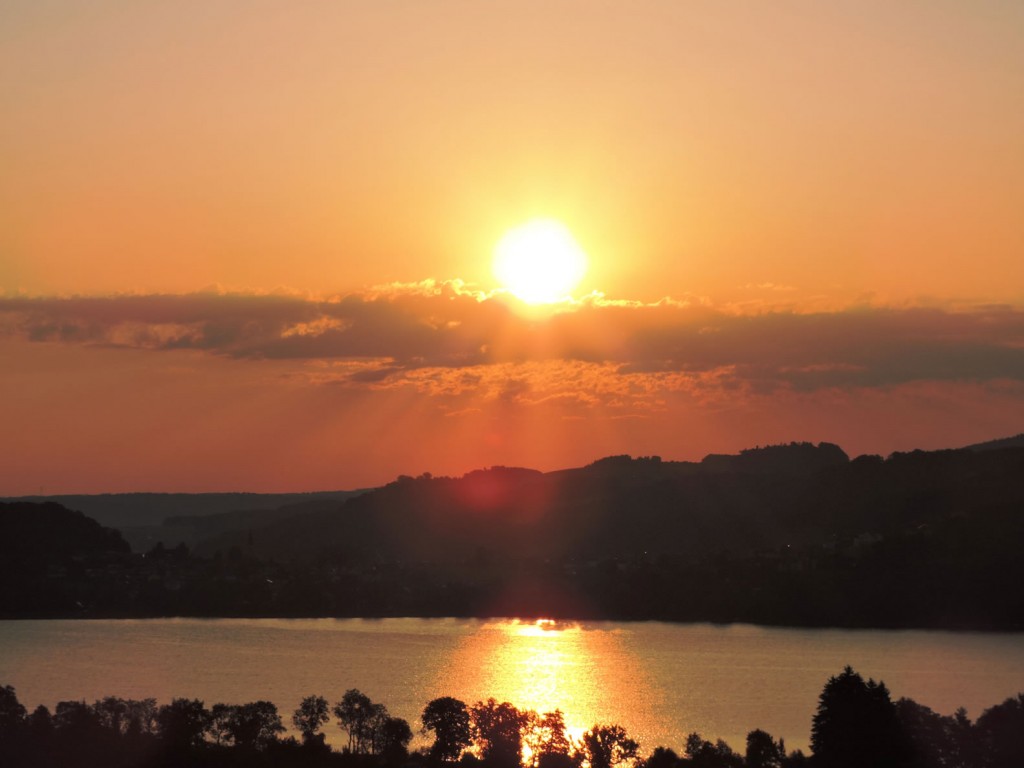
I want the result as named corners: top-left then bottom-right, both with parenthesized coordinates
top-left (3, 439), bottom-right (1023, 628)
top-left (961, 433), bottom-right (1024, 452)
top-left (0, 490), bottom-right (365, 552)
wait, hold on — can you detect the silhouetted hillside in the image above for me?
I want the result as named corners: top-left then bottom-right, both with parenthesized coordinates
top-left (178, 442), bottom-right (1024, 628)
top-left (962, 432), bottom-right (1024, 452)
top-left (6, 442), bottom-right (1024, 628)
top-left (198, 443), bottom-right (858, 564)
top-left (0, 502), bottom-right (131, 615)
top-left (0, 502), bottom-right (129, 561)
top-left (125, 497), bottom-right (367, 552)
top-left (701, 441), bottom-right (848, 474)
top-left (0, 491), bottom-right (362, 529)
top-left (0, 490), bottom-right (366, 552)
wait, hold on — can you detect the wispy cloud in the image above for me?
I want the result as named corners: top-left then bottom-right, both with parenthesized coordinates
top-left (3, 288), bottom-right (1024, 399)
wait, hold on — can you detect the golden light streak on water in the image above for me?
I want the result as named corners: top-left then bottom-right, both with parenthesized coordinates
top-left (440, 619), bottom-right (669, 752)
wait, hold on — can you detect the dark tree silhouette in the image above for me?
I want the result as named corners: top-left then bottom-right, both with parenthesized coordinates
top-left (950, 707), bottom-right (982, 768)
top-left (781, 750), bottom-right (810, 767)
top-left (332, 689), bottom-right (402, 756)
top-left (527, 710), bottom-right (574, 768)
top-left (334, 688), bottom-right (377, 753)
top-left (365, 702), bottom-right (391, 755)
top-left (92, 696), bottom-right (129, 736)
top-left (221, 701), bottom-right (285, 750)
top-left (5, 675), bottom-right (1024, 768)
top-left (27, 705), bottom-right (53, 742)
top-left (156, 698), bottom-right (211, 750)
top-left (422, 696), bottom-right (473, 763)
top-left (580, 724), bottom-right (640, 768)
top-left (0, 685), bottom-right (26, 741)
top-left (810, 667), bottom-right (906, 768)
top-left (54, 700), bottom-right (100, 737)
top-left (684, 732), bottom-right (743, 768)
top-left (124, 698), bottom-right (159, 738)
top-left (644, 746), bottom-right (680, 768)
top-left (0, 685), bottom-right (27, 766)
top-left (975, 693), bottom-right (1024, 768)
top-left (894, 697), bottom-right (965, 768)
top-left (745, 729), bottom-right (785, 768)
top-left (471, 698), bottom-right (530, 768)
top-left (293, 694), bottom-right (331, 744)
top-left (379, 715), bottom-right (413, 762)
top-left (209, 702), bottom-right (233, 745)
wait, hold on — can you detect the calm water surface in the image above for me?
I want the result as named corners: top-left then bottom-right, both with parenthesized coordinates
top-left (2, 618), bottom-right (1023, 753)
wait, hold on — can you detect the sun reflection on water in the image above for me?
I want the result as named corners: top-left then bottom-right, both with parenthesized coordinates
top-left (439, 619), bottom-right (666, 750)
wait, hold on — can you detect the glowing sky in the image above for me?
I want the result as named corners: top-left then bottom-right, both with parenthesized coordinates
top-left (2, 1), bottom-right (1023, 493)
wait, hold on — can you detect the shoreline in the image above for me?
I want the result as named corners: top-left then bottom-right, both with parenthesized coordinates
top-left (2, 612), bottom-right (1022, 634)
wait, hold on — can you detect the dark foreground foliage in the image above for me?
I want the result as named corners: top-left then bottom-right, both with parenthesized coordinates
top-left (1, 667), bottom-right (1022, 768)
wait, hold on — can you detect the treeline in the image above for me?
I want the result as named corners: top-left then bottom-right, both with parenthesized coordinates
top-left (1, 667), bottom-right (1023, 768)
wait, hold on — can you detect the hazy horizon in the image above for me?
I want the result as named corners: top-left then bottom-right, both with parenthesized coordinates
top-left (3, 1), bottom-right (1023, 494)
top-left (2, 433), bottom-right (1022, 497)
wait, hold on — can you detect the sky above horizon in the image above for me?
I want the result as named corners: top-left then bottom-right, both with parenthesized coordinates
top-left (2, 1), bottom-right (1024, 493)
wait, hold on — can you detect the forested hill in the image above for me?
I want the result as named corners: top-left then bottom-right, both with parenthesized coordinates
top-left (0, 491), bottom-right (365, 552)
top-left (203, 442), bottom-right (1022, 568)
top-left (184, 442), bottom-right (1024, 628)
top-left (0, 502), bottom-right (129, 562)
top-left (0, 491), bottom-right (362, 529)
top-left (3, 441), bottom-right (1024, 627)
top-left (0, 502), bottom-right (131, 616)
top-left (961, 432), bottom-right (1024, 452)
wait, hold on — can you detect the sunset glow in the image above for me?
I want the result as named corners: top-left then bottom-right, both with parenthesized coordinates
top-left (441, 621), bottom-right (665, 750)
top-left (1, 1), bottom-right (1023, 494)
top-left (493, 221), bottom-right (589, 304)
top-left (5, 7), bottom-right (1024, 768)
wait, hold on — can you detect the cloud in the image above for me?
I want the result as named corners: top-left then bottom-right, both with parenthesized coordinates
top-left (2, 289), bottom-right (1024, 398)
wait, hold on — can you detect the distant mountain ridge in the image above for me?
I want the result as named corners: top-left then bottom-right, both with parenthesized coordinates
top-left (0, 501), bottom-right (129, 561)
top-left (700, 441), bottom-right (849, 474)
top-left (4, 433), bottom-right (1020, 557)
top-left (0, 501), bottom-right (131, 616)
top-left (0, 490), bottom-right (366, 552)
top-left (961, 433), bottom-right (1024, 452)
top-left (179, 441), bottom-right (1024, 627)
top-left (195, 440), bottom-right (1024, 571)
top-left (0, 490), bottom-right (362, 528)
top-left (3, 438), bottom-right (1023, 627)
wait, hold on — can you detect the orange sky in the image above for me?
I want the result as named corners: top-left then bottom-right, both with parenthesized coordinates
top-left (2, 1), bottom-right (1024, 493)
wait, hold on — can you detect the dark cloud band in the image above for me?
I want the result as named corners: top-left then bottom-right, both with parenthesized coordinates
top-left (2, 290), bottom-right (1023, 392)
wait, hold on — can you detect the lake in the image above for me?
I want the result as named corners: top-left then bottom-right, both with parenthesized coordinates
top-left (2, 618), bottom-right (1023, 754)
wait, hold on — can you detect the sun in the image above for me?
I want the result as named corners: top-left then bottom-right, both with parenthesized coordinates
top-left (492, 219), bottom-right (588, 304)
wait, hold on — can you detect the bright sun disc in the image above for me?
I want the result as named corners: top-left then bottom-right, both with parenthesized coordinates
top-left (493, 220), bottom-right (588, 304)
